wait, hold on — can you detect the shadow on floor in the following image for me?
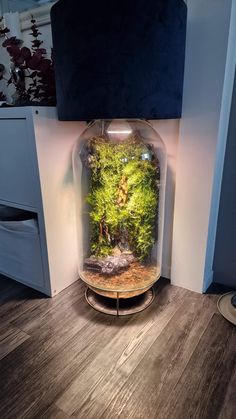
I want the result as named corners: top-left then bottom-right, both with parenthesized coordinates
top-left (206, 281), bottom-right (236, 295)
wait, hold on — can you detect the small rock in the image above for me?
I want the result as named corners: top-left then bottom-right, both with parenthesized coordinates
top-left (84, 254), bottom-right (135, 275)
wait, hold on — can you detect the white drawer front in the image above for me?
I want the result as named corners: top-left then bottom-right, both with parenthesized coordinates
top-left (0, 220), bottom-right (44, 288)
top-left (0, 119), bottom-right (38, 206)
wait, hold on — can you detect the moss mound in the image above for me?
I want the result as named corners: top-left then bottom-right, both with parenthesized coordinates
top-left (85, 134), bottom-right (160, 261)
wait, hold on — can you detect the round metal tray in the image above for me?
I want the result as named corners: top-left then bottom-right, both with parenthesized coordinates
top-left (217, 292), bottom-right (236, 325)
top-left (85, 287), bottom-right (155, 316)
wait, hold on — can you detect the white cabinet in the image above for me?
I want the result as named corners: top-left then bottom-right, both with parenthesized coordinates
top-left (0, 119), bottom-right (39, 206)
top-left (0, 219), bottom-right (44, 288)
top-left (0, 107), bottom-right (85, 296)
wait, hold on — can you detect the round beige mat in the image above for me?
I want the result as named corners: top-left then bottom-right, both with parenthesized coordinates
top-left (217, 292), bottom-right (236, 325)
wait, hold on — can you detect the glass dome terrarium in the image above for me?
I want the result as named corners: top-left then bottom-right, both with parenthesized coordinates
top-left (73, 119), bottom-right (167, 315)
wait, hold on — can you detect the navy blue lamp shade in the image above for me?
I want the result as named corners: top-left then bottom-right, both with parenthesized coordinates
top-left (51, 0), bottom-right (187, 121)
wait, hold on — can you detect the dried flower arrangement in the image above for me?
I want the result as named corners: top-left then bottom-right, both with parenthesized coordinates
top-left (0, 17), bottom-right (56, 105)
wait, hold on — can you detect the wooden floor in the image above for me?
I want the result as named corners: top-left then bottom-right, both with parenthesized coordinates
top-left (0, 275), bottom-right (235, 419)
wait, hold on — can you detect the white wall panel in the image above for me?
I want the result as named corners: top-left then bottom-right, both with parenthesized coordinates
top-left (172, 0), bottom-right (233, 292)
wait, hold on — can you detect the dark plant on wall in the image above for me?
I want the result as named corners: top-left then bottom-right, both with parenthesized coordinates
top-left (85, 135), bottom-right (159, 262)
top-left (0, 17), bottom-right (56, 105)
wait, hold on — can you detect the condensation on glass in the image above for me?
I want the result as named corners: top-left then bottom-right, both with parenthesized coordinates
top-left (73, 120), bottom-right (167, 298)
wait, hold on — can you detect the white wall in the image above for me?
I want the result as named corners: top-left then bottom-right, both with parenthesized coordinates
top-left (171, 0), bottom-right (234, 293)
top-left (153, 119), bottom-right (179, 279)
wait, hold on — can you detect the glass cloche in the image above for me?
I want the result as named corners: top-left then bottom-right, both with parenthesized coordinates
top-left (73, 120), bottom-right (167, 302)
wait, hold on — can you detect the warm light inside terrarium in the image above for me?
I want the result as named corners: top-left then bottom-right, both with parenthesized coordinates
top-left (107, 130), bottom-right (133, 134)
top-left (73, 120), bottom-right (167, 299)
top-left (106, 120), bottom-right (133, 137)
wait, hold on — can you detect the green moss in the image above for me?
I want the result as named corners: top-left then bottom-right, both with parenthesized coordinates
top-left (86, 134), bottom-right (159, 261)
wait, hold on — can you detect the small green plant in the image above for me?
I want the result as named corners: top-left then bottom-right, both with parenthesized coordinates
top-left (86, 134), bottom-right (160, 261)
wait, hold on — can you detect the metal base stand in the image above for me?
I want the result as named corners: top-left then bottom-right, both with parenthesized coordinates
top-left (85, 287), bottom-right (155, 316)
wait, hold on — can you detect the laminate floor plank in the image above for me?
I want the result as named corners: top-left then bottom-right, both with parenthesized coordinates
top-left (0, 295), bottom-right (98, 396)
top-left (10, 280), bottom-right (85, 333)
top-left (1, 279), bottom-right (84, 330)
top-left (218, 362), bottom-right (236, 419)
top-left (0, 307), bottom-right (130, 418)
top-left (100, 291), bottom-right (215, 419)
top-left (0, 325), bottom-right (30, 360)
top-left (35, 403), bottom-right (70, 419)
top-left (0, 276), bottom-right (235, 419)
top-left (0, 277), bottom-right (38, 321)
top-left (0, 286), bottom-right (46, 331)
top-left (0, 274), bottom-right (30, 298)
top-left (0, 282), bottom-right (89, 398)
top-left (55, 283), bottom-right (188, 418)
top-left (157, 314), bottom-right (236, 419)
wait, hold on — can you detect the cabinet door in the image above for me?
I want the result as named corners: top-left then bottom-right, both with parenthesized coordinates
top-left (0, 220), bottom-right (45, 289)
top-left (0, 118), bottom-right (39, 206)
